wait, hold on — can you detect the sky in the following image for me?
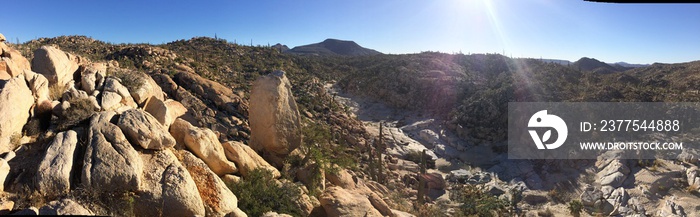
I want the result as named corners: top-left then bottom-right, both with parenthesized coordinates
top-left (1, 0), bottom-right (699, 64)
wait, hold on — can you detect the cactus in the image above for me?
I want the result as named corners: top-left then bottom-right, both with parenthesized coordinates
top-left (377, 123), bottom-right (386, 184)
top-left (417, 149), bottom-right (427, 205)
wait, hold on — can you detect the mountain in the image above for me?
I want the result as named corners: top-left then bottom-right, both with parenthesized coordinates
top-left (610, 61), bottom-right (650, 68)
top-left (540, 59), bottom-right (572, 65)
top-left (271, 43), bottom-right (289, 53)
top-left (285, 39), bottom-right (382, 56)
top-left (571, 57), bottom-right (619, 73)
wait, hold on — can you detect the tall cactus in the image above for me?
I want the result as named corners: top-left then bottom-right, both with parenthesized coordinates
top-left (417, 149), bottom-right (427, 205)
top-left (377, 123), bottom-right (385, 184)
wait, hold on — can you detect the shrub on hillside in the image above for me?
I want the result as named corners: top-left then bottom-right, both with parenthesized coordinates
top-left (55, 98), bottom-right (98, 131)
top-left (450, 184), bottom-right (509, 217)
top-left (227, 168), bottom-right (304, 217)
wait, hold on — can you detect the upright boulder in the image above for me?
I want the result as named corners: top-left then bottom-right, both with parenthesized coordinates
top-left (31, 46), bottom-right (79, 87)
top-left (82, 112), bottom-right (143, 192)
top-left (117, 109), bottom-right (175, 150)
top-left (36, 130), bottom-right (78, 196)
top-left (22, 70), bottom-right (50, 105)
top-left (0, 77), bottom-right (33, 152)
top-left (249, 70), bottom-right (302, 165)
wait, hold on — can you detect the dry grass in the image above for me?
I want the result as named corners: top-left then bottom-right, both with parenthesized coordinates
top-left (48, 83), bottom-right (68, 101)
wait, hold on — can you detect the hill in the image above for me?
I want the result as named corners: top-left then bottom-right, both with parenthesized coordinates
top-left (286, 39), bottom-right (382, 56)
top-left (571, 57), bottom-right (620, 73)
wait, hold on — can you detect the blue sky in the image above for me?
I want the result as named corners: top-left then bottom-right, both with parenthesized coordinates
top-left (1, 0), bottom-right (699, 64)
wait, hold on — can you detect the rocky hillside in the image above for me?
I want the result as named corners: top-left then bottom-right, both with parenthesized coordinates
top-left (0, 33), bottom-right (411, 216)
top-left (2, 32), bottom-right (700, 217)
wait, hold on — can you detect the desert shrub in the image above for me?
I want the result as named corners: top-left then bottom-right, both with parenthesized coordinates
top-left (110, 70), bottom-right (144, 94)
top-left (228, 168), bottom-right (303, 217)
top-left (48, 83), bottom-right (68, 101)
top-left (450, 184), bottom-right (509, 217)
top-left (55, 98), bottom-right (98, 131)
top-left (404, 150), bottom-right (436, 169)
top-left (547, 187), bottom-right (565, 204)
top-left (568, 200), bottom-right (583, 217)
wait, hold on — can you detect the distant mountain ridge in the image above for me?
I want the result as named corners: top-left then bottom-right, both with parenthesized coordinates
top-left (285, 39), bottom-right (382, 56)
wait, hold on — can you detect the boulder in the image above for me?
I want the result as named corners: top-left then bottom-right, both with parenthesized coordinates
top-left (82, 112), bottom-right (143, 192)
top-left (606, 187), bottom-right (629, 216)
top-left (143, 97), bottom-right (187, 128)
top-left (31, 46), bottom-right (79, 87)
top-left (0, 33), bottom-right (4, 42)
top-left (130, 73), bottom-right (164, 105)
top-left (102, 77), bottom-right (137, 109)
top-left (419, 173), bottom-right (446, 190)
top-left (170, 118), bottom-right (237, 175)
top-left (2, 57), bottom-right (26, 78)
top-left (22, 70), bottom-right (50, 104)
top-left (222, 141), bottom-right (280, 179)
top-left (326, 168), bottom-right (356, 189)
top-left (249, 70), bottom-right (302, 163)
top-left (180, 150), bottom-right (239, 217)
top-left (62, 85), bottom-right (89, 102)
top-left (162, 164), bottom-right (207, 216)
top-left (656, 198), bottom-right (686, 217)
top-left (0, 44), bottom-right (31, 78)
top-left (0, 61), bottom-right (9, 80)
top-left (117, 109), bottom-right (175, 150)
top-left (38, 199), bottom-right (93, 215)
top-left (79, 62), bottom-right (106, 95)
top-left (367, 192), bottom-right (393, 217)
top-left (0, 77), bottom-right (33, 152)
top-left (36, 130), bottom-right (78, 196)
top-left (580, 184), bottom-right (603, 207)
top-left (319, 186), bottom-right (383, 217)
top-left (101, 91), bottom-right (122, 111)
top-left (419, 129), bottom-right (440, 146)
top-left (135, 149), bottom-right (204, 217)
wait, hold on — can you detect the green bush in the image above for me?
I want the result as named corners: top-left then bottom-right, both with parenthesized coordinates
top-left (568, 200), bottom-right (583, 217)
top-left (227, 168), bottom-right (304, 217)
top-left (450, 184), bottom-right (509, 217)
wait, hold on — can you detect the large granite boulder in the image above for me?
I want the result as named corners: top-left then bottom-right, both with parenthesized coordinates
top-left (249, 70), bottom-right (302, 165)
top-left (31, 46), bottom-right (79, 87)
